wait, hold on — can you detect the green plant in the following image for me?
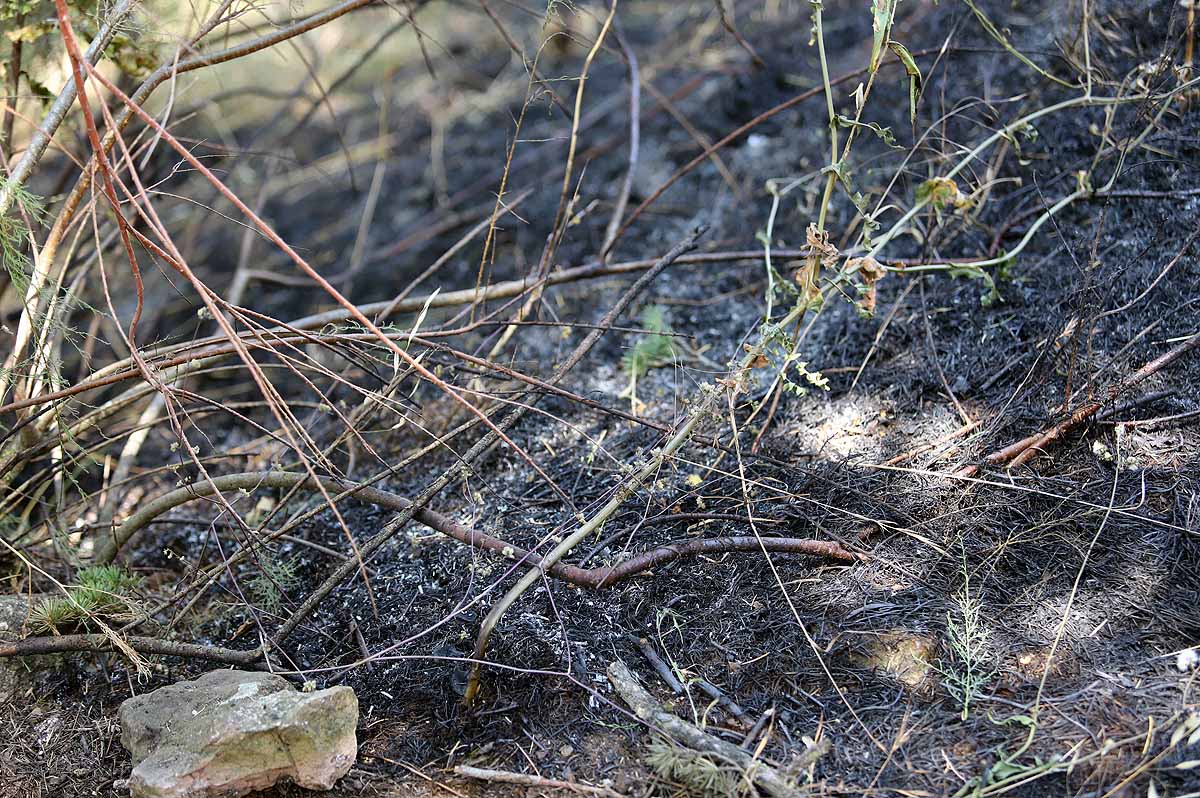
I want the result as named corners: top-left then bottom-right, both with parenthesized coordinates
top-left (620, 305), bottom-right (676, 411)
top-left (645, 737), bottom-right (752, 798)
top-left (245, 556), bottom-right (300, 614)
top-left (758, 321), bottom-right (830, 397)
top-left (27, 564), bottom-right (142, 634)
top-left (938, 560), bottom-right (995, 720)
top-left (0, 177), bottom-right (43, 293)
top-left (76, 563), bottom-right (140, 595)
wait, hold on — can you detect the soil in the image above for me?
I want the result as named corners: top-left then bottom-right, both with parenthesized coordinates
top-left (2, 0), bottom-right (1199, 797)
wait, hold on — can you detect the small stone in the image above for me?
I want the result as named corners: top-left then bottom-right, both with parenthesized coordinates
top-left (119, 669), bottom-right (358, 798)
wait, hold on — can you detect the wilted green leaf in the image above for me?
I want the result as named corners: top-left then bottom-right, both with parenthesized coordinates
top-left (888, 40), bottom-right (922, 122)
top-left (622, 305), bottom-right (675, 380)
top-left (836, 114), bottom-right (899, 147)
top-left (870, 0), bottom-right (899, 72)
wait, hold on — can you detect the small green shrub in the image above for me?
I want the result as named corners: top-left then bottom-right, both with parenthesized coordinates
top-left (937, 562), bottom-right (995, 720)
top-left (245, 556), bottom-right (300, 614)
top-left (27, 565), bottom-right (142, 634)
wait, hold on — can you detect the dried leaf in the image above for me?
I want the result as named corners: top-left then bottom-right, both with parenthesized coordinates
top-left (847, 256), bottom-right (886, 315)
top-left (806, 224), bottom-right (839, 268)
top-left (916, 177), bottom-right (970, 211)
top-left (849, 255), bottom-right (887, 284)
top-left (797, 224), bottom-right (838, 305)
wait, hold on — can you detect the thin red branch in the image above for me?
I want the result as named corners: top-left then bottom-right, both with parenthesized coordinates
top-left (98, 471), bottom-right (858, 589)
top-left (961, 331), bottom-right (1200, 475)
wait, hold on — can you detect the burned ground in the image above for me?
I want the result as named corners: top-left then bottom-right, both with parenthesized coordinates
top-left (1, 0), bottom-right (1198, 797)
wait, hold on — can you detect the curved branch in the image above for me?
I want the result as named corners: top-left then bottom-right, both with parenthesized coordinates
top-left (97, 471), bottom-right (858, 587)
top-left (3, 470), bottom-right (856, 664)
top-left (593, 536), bottom-right (857, 587)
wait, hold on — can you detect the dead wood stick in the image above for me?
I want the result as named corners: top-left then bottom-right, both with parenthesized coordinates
top-left (881, 420), bottom-right (980, 466)
top-left (1007, 331), bottom-right (1200, 469)
top-left (714, 0), bottom-right (767, 68)
top-left (957, 331), bottom-right (1200, 476)
top-left (1099, 408), bottom-right (1200, 427)
top-left (0, 248), bottom-right (804, 418)
top-left (3, 483), bottom-right (852, 664)
top-left (692, 677), bottom-right (750, 726)
top-left (741, 708), bottom-right (774, 750)
top-left (1094, 389), bottom-right (1175, 421)
top-left (0, 633), bottom-right (259, 665)
top-left (607, 661), bottom-right (812, 798)
top-left (637, 637), bottom-right (684, 694)
top-left (454, 765), bottom-right (624, 797)
top-left (96, 470), bottom-right (857, 586)
top-left (602, 24), bottom-right (639, 258)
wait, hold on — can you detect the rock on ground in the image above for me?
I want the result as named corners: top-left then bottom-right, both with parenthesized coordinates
top-left (119, 669), bottom-right (357, 798)
top-left (0, 594), bottom-right (50, 703)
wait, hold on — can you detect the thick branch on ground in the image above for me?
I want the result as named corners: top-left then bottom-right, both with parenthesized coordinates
top-left (0, 472), bottom-right (854, 664)
top-left (268, 231), bottom-right (705, 649)
top-left (607, 661), bottom-right (822, 798)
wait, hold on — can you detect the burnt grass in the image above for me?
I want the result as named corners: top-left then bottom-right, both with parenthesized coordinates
top-left (4, 0), bottom-right (1200, 797)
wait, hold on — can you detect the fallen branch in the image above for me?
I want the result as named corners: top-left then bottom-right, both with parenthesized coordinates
top-left (607, 660), bottom-right (820, 798)
top-left (463, 287), bottom-right (821, 704)
top-left (95, 471), bottom-right (857, 587)
top-left (268, 230), bottom-right (706, 650)
top-left (454, 765), bottom-right (624, 797)
top-left (960, 330), bottom-right (1200, 475)
top-left (882, 420), bottom-right (980, 466)
top-left (1, 471), bottom-right (855, 665)
top-left (0, 633), bottom-right (259, 666)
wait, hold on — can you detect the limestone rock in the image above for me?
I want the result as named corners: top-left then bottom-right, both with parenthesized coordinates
top-left (0, 593), bottom-right (50, 703)
top-left (119, 669), bottom-right (357, 798)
